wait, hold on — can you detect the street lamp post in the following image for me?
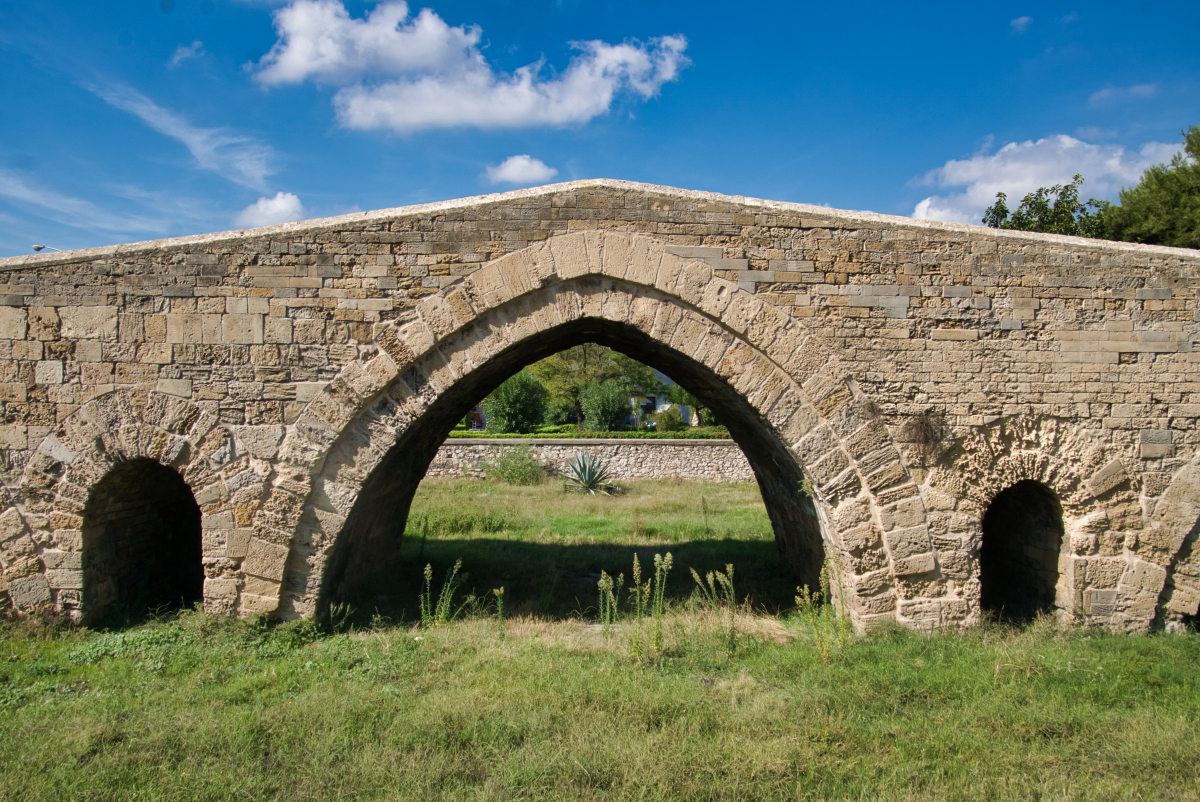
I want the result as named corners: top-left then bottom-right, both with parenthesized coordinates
top-left (32, 245), bottom-right (63, 253)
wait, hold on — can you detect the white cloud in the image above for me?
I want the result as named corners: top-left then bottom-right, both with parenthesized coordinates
top-left (1010, 16), bottom-right (1032, 33)
top-left (1089, 83), bottom-right (1157, 106)
top-left (0, 169), bottom-right (170, 234)
top-left (912, 134), bottom-right (1179, 225)
top-left (252, 0), bottom-right (689, 133)
top-left (484, 155), bottom-right (558, 186)
top-left (168, 40), bottom-right (205, 68)
top-left (89, 84), bottom-right (275, 188)
top-left (234, 192), bottom-right (306, 227)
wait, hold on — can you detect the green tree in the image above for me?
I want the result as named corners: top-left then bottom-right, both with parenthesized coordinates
top-left (481, 371), bottom-right (546, 434)
top-left (650, 405), bottom-right (686, 432)
top-left (528, 344), bottom-right (619, 426)
top-left (666, 384), bottom-right (715, 426)
top-left (1104, 124), bottom-right (1200, 249)
top-left (529, 345), bottom-right (668, 427)
top-left (982, 174), bottom-right (1110, 237)
top-left (981, 124), bottom-right (1199, 250)
top-left (579, 379), bottom-right (632, 432)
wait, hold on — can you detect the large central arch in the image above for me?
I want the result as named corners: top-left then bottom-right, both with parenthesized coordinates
top-left (241, 232), bottom-right (945, 630)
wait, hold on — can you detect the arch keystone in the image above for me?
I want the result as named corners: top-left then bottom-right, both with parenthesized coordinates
top-left (547, 232), bottom-right (591, 279)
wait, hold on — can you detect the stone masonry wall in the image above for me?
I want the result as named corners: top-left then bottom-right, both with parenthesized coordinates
top-left (427, 439), bottom-right (753, 482)
top-left (0, 179), bottom-right (1197, 632)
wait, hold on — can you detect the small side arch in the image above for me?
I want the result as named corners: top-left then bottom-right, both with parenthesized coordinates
top-left (15, 389), bottom-right (250, 621)
top-left (934, 415), bottom-right (1137, 625)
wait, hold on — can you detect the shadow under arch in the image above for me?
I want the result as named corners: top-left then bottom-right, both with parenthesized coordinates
top-left (81, 457), bottom-right (204, 624)
top-left (979, 479), bottom-right (1065, 620)
top-left (318, 316), bottom-right (826, 611)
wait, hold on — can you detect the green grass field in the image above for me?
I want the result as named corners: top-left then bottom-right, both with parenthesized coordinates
top-left (346, 477), bottom-right (796, 623)
top-left (2, 477), bottom-right (1198, 800)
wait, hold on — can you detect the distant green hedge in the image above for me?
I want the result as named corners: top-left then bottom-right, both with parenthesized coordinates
top-left (447, 427), bottom-right (731, 440)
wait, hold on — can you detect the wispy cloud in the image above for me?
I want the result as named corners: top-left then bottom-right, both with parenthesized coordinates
top-left (0, 169), bottom-right (171, 234)
top-left (234, 191), bottom-right (306, 227)
top-left (1089, 83), bottom-right (1157, 106)
top-left (911, 134), bottom-right (1179, 225)
top-left (252, 0), bottom-right (689, 133)
top-left (168, 40), bottom-right (205, 68)
top-left (88, 83), bottom-right (275, 188)
top-left (483, 155), bottom-right (558, 186)
top-left (1010, 16), bottom-right (1032, 33)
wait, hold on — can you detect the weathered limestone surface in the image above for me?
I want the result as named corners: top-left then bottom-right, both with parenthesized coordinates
top-left (427, 439), bottom-right (754, 482)
top-left (0, 179), bottom-right (1198, 632)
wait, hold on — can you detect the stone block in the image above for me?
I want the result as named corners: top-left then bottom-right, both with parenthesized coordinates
top-left (930, 329), bottom-right (978, 341)
top-left (35, 360), bottom-right (63, 385)
top-left (0, 306), bottom-right (26, 339)
top-left (61, 305), bottom-right (118, 340)
top-left (41, 551), bottom-right (81, 570)
top-left (1141, 443), bottom-right (1174, 459)
top-left (226, 528), bottom-right (252, 559)
top-left (265, 317), bottom-right (293, 344)
top-left (1086, 459), bottom-right (1128, 497)
top-left (242, 538), bottom-right (289, 582)
top-left (232, 425), bottom-right (285, 459)
top-left (892, 552), bottom-right (936, 576)
top-left (45, 569), bottom-right (82, 590)
top-left (222, 314), bottom-right (264, 344)
top-left (7, 574), bottom-right (50, 609)
top-left (878, 496), bottom-right (926, 531)
top-left (204, 577), bottom-right (240, 602)
top-left (156, 378), bottom-right (193, 398)
top-left (239, 593), bottom-right (279, 615)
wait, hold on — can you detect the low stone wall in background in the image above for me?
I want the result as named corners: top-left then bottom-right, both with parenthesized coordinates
top-left (427, 439), bottom-right (754, 483)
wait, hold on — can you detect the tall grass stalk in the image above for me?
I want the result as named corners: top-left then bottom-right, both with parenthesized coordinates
top-left (492, 587), bottom-right (505, 639)
top-left (652, 552), bottom-right (674, 652)
top-left (795, 556), bottom-right (852, 663)
top-left (690, 563), bottom-right (737, 651)
top-left (419, 559), bottom-right (466, 628)
top-left (597, 570), bottom-right (624, 628)
top-left (625, 552), bottom-right (675, 659)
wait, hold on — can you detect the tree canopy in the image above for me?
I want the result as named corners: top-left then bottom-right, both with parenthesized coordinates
top-left (982, 124), bottom-right (1199, 250)
top-left (481, 370), bottom-right (546, 434)
top-left (1104, 124), bottom-right (1200, 249)
top-left (579, 379), bottom-right (633, 432)
top-left (526, 344), bottom-right (667, 426)
top-left (981, 174), bottom-right (1109, 238)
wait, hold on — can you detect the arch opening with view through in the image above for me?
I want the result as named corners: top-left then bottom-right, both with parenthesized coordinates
top-left (310, 318), bottom-right (826, 617)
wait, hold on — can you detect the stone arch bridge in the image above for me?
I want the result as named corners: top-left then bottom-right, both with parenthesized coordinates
top-left (1, 180), bottom-right (1199, 632)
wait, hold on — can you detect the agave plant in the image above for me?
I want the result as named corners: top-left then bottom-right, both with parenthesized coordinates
top-left (564, 452), bottom-right (620, 495)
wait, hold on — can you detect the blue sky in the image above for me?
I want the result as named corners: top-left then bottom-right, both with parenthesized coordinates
top-left (1, 0), bottom-right (1197, 256)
